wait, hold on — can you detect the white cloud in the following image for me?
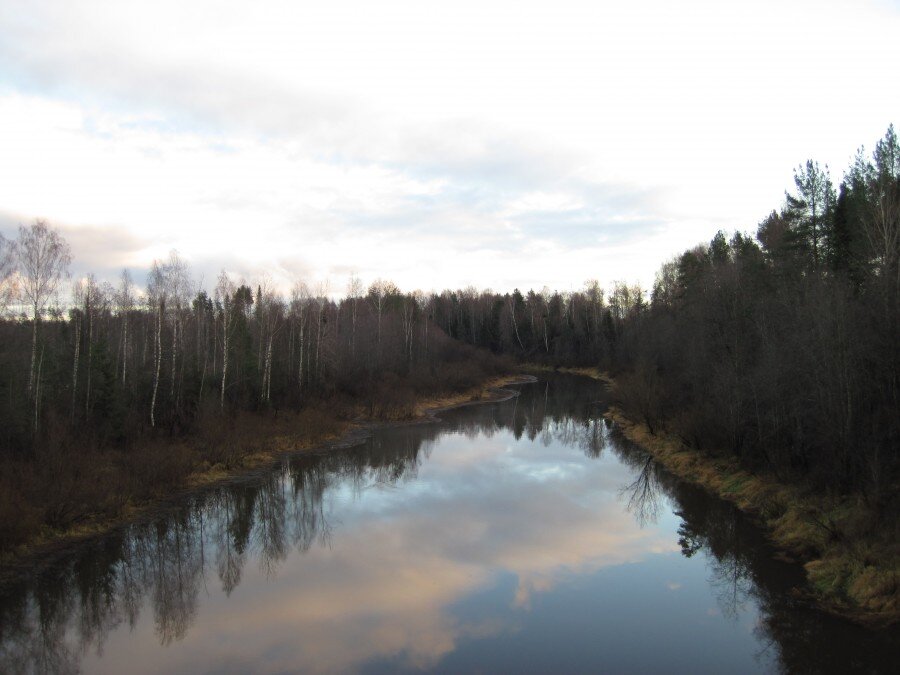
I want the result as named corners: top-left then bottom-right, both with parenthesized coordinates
top-left (0, 0), bottom-right (898, 294)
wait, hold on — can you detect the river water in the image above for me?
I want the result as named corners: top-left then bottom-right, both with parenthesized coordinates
top-left (0, 375), bottom-right (896, 674)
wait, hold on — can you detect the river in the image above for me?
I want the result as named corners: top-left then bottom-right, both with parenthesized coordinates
top-left (0, 374), bottom-right (896, 673)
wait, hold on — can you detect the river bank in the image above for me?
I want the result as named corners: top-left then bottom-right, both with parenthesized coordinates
top-left (12, 371), bottom-right (897, 674)
top-left (547, 366), bottom-right (899, 626)
top-left (603, 403), bottom-right (899, 628)
top-left (0, 373), bottom-right (530, 584)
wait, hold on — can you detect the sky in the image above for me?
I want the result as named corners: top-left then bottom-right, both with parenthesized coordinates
top-left (1, 0), bottom-right (898, 297)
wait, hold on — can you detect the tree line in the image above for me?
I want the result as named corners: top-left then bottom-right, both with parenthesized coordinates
top-left (0, 216), bottom-right (641, 463)
top-left (0, 234), bottom-right (519, 460)
top-left (447, 124), bottom-right (898, 509)
top-left (622, 125), bottom-right (899, 506)
top-left (590, 127), bottom-right (894, 507)
top-left (0, 124), bottom-right (895, 536)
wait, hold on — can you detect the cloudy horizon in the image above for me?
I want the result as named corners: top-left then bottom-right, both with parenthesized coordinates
top-left (1, 0), bottom-right (898, 297)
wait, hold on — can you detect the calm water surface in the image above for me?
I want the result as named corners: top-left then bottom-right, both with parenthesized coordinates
top-left (1, 375), bottom-right (897, 673)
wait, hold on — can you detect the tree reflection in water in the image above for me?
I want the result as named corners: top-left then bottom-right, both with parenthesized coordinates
top-left (612, 426), bottom-right (899, 673)
top-left (618, 452), bottom-right (663, 527)
top-left (0, 375), bottom-right (896, 674)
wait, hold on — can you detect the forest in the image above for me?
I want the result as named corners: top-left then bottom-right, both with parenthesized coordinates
top-left (447, 126), bottom-right (899, 510)
top-left (0, 125), bottom-right (897, 554)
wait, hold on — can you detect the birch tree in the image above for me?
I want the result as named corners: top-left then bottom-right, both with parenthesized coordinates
top-left (165, 252), bottom-right (192, 407)
top-left (414, 290), bottom-right (429, 361)
top-left (215, 271), bottom-right (237, 412)
top-left (16, 219), bottom-right (71, 396)
top-left (507, 291), bottom-right (525, 350)
top-left (147, 261), bottom-right (168, 427)
top-left (347, 273), bottom-right (363, 361)
top-left (290, 282), bottom-right (312, 394)
top-left (868, 125), bottom-right (900, 294)
top-left (314, 281), bottom-right (329, 384)
top-left (257, 280), bottom-right (283, 403)
top-left (192, 286), bottom-right (213, 405)
top-left (116, 269), bottom-right (135, 385)
top-left (401, 295), bottom-right (415, 366)
top-left (0, 233), bottom-right (16, 314)
top-left (369, 279), bottom-right (388, 353)
top-left (80, 274), bottom-right (108, 418)
top-left (71, 277), bottom-right (85, 421)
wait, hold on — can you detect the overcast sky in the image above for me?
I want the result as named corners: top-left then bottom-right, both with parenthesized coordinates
top-left (1, 0), bottom-right (898, 296)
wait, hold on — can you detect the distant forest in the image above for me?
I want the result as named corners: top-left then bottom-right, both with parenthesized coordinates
top-left (0, 125), bottom-right (896, 548)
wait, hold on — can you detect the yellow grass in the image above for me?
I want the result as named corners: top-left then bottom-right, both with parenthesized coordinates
top-left (411, 374), bottom-right (534, 417)
top-left (606, 406), bottom-right (900, 627)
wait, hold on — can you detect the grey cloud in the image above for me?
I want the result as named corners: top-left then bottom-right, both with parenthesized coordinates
top-left (0, 210), bottom-right (23, 241)
top-left (0, 210), bottom-right (155, 292)
top-left (1, 7), bottom-right (610, 203)
top-left (0, 5), bottom-right (672, 293)
top-left (0, 7), bottom-right (360, 144)
top-left (325, 170), bottom-right (668, 255)
top-left (512, 212), bottom-right (664, 249)
top-left (1, 210), bottom-right (146, 269)
top-left (57, 222), bottom-right (149, 278)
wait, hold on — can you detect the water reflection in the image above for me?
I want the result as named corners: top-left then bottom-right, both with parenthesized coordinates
top-left (0, 375), bottom-right (896, 674)
top-left (619, 451), bottom-right (663, 527)
top-left (614, 431), bottom-right (900, 672)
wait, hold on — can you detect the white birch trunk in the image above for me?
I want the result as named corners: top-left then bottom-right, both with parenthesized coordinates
top-left (71, 313), bottom-right (80, 421)
top-left (150, 303), bottom-right (162, 427)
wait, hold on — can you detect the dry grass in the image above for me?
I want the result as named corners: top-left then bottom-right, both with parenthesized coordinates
top-left (519, 364), bottom-right (614, 385)
top-left (411, 374), bottom-right (532, 418)
top-left (606, 406), bottom-right (900, 627)
top-left (0, 405), bottom-right (348, 567)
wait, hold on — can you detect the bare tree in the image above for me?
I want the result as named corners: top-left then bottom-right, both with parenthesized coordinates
top-left (147, 261), bottom-right (168, 427)
top-left (347, 273), bottom-right (363, 360)
top-left (507, 293), bottom-right (525, 350)
top-left (314, 280), bottom-right (329, 383)
top-left (164, 252), bottom-right (192, 404)
top-left (414, 290), bottom-right (429, 360)
top-left (256, 279), bottom-right (284, 403)
top-left (71, 277), bottom-right (85, 421)
top-left (80, 274), bottom-right (107, 418)
top-left (369, 279), bottom-right (389, 352)
top-left (867, 125), bottom-right (900, 295)
top-left (401, 295), bottom-right (415, 366)
top-left (215, 271), bottom-right (237, 412)
top-left (290, 282), bottom-right (312, 394)
top-left (116, 269), bottom-right (135, 385)
top-left (16, 219), bottom-right (71, 396)
top-left (0, 233), bottom-right (16, 314)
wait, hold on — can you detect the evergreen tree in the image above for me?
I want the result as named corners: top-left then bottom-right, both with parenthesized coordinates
top-left (784, 160), bottom-right (836, 271)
